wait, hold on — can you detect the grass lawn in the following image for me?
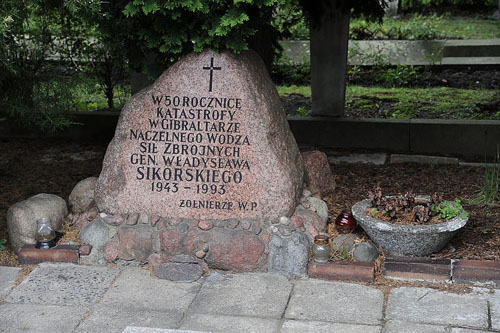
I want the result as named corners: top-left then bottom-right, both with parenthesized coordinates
top-left (278, 85), bottom-right (500, 120)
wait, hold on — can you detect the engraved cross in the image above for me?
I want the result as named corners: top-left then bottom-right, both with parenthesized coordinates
top-left (203, 57), bottom-right (221, 92)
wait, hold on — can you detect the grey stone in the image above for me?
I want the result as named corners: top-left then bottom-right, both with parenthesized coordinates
top-left (127, 213), bottom-right (139, 225)
top-left (384, 320), bottom-right (447, 333)
top-left (171, 254), bottom-right (198, 264)
top-left (68, 177), bottom-right (98, 213)
top-left (285, 280), bottom-right (383, 325)
top-left (190, 273), bottom-right (292, 318)
top-left (75, 305), bottom-right (183, 333)
top-left (279, 216), bottom-right (290, 225)
top-left (306, 197), bottom-right (329, 223)
top-left (79, 217), bottom-right (113, 250)
top-left (155, 263), bottom-right (203, 282)
top-left (331, 234), bottom-right (360, 252)
top-left (353, 242), bottom-right (379, 262)
top-left (181, 314), bottom-right (280, 333)
top-left (100, 268), bottom-right (201, 311)
top-left (278, 225), bottom-right (293, 236)
top-left (328, 153), bottom-right (386, 165)
top-left (240, 219), bottom-right (251, 230)
top-left (268, 232), bottom-right (309, 277)
top-left (450, 329), bottom-right (490, 333)
top-left (0, 303), bottom-right (87, 333)
top-left (386, 287), bottom-right (488, 328)
top-left (352, 199), bottom-right (467, 256)
top-left (390, 154), bottom-right (459, 165)
top-left (281, 320), bottom-right (381, 333)
top-left (7, 193), bottom-right (68, 253)
top-left (138, 213), bottom-right (149, 224)
top-left (6, 263), bottom-right (119, 305)
top-left (0, 266), bottom-right (21, 299)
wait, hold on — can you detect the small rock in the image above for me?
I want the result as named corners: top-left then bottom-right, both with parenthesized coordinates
top-left (147, 253), bottom-right (165, 267)
top-left (79, 244), bottom-right (93, 256)
top-left (195, 250), bottom-right (207, 259)
top-left (104, 238), bottom-right (119, 261)
top-left (155, 263), bottom-right (203, 282)
top-left (279, 216), bottom-right (290, 225)
top-left (353, 242), bottom-right (379, 262)
top-left (171, 254), bottom-right (198, 264)
top-left (298, 226), bottom-right (306, 233)
top-left (226, 219), bottom-right (239, 229)
top-left (87, 207), bottom-right (99, 221)
top-left (198, 220), bottom-right (214, 231)
top-left (331, 234), bottom-right (360, 252)
top-left (102, 215), bottom-right (125, 226)
top-left (137, 213), bottom-right (149, 224)
top-left (178, 223), bottom-right (189, 233)
top-left (79, 218), bottom-right (112, 250)
top-left (270, 225), bottom-right (279, 233)
top-left (252, 225), bottom-right (262, 235)
top-left (268, 232), bottom-right (309, 277)
top-left (290, 216), bottom-right (304, 229)
top-left (99, 212), bottom-right (107, 218)
top-left (127, 213), bottom-right (139, 225)
top-left (303, 189), bottom-right (312, 197)
top-left (306, 197), bottom-right (329, 223)
top-left (202, 244), bottom-right (209, 252)
top-left (240, 220), bottom-right (251, 230)
top-left (278, 225), bottom-right (292, 237)
top-left (68, 177), bottom-right (98, 213)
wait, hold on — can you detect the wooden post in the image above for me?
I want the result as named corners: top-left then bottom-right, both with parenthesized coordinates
top-left (310, 2), bottom-right (350, 117)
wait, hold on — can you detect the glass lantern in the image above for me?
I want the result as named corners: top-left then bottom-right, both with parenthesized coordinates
top-left (35, 218), bottom-right (56, 249)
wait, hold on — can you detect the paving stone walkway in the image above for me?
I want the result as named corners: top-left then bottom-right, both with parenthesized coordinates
top-left (1, 264), bottom-right (500, 333)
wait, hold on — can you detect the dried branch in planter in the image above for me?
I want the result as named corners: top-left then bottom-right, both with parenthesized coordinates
top-left (368, 186), bottom-right (444, 223)
top-left (413, 205), bottom-right (431, 223)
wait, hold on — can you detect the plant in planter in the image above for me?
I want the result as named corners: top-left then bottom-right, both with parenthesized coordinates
top-left (352, 185), bottom-right (468, 256)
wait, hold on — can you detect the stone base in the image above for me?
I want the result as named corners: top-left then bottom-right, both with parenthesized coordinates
top-left (71, 189), bottom-right (328, 276)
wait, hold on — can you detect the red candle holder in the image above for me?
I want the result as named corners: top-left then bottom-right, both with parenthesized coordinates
top-left (334, 211), bottom-right (357, 233)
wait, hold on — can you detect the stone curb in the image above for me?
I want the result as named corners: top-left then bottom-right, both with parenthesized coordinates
top-left (308, 261), bottom-right (375, 283)
top-left (383, 256), bottom-right (500, 286)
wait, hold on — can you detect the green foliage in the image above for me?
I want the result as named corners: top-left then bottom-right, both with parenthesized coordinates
top-left (374, 64), bottom-right (419, 88)
top-left (432, 199), bottom-right (468, 220)
top-left (470, 147), bottom-right (500, 205)
top-left (0, 0), bottom-right (77, 132)
top-left (0, 239), bottom-right (6, 251)
top-left (341, 247), bottom-right (349, 260)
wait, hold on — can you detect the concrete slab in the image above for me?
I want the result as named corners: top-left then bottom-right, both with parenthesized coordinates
top-left (100, 268), bottom-right (201, 311)
top-left (483, 291), bottom-right (500, 330)
top-left (181, 313), bottom-right (280, 333)
top-left (281, 320), bottom-right (381, 333)
top-left (386, 287), bottom-right (488, 328)
top-left (75, 305), bottom-right (183, 333)
top-left (0, 303), bottom-right (87, 333)
top-left (328, 153), bottom-right (386, 165)
top-left (123, 328), bottom-right (207, 333)
top-left (285, 279), bottom-right (383, 325)
top-left (384, 320), bottom-right (447, 332)
top-left (189, 273), bottom-right (292, 318)
top-left (450, 329), bottom-right (490, 333)
top-left (0, 266), bottom-right (22, 299)
top-left (390, 154), bottom-right (459, 165)
top-left (5, 263), bottom-right (119, 305)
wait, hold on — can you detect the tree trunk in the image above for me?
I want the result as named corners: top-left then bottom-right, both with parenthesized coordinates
top-left (310, 4), bottom-right (350, 117)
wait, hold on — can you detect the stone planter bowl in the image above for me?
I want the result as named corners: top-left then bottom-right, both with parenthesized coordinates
top-left (352, 199), bottom-right (468, 256)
